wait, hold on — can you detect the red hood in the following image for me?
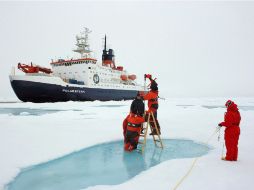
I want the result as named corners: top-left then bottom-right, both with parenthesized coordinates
top-left (227, 102), bottom-right (239, 112)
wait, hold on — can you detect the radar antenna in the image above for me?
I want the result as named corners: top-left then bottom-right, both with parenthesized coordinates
top-left (73, 27), bottom-right (92, 58)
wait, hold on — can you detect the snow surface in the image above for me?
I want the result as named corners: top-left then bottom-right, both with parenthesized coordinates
top-left (0, 97), bottom-right (253, 190)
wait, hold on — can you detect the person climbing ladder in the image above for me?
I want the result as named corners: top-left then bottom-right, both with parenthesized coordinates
top-left (141, 74), bottom-right (161, 135)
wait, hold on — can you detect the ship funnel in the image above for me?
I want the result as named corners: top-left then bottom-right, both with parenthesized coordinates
top-left (102, 35), bottom-right (115, 68)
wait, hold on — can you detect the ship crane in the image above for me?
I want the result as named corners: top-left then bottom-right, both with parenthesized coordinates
top-left (18, 63), bottom-right (52, 74)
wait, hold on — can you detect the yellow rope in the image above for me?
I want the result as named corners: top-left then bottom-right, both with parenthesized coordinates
top-left (172, 127), bottom-right (220, 190)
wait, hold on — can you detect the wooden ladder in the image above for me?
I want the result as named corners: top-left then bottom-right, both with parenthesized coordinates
top-left (138, 112), bottom-right (163, 153)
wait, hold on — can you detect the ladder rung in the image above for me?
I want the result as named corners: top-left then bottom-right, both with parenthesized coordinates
top-left (137, 112), bottom-right (163, 153)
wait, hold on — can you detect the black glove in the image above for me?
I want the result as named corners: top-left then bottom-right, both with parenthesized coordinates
top-left (218, 123), bottom-right (222, 127)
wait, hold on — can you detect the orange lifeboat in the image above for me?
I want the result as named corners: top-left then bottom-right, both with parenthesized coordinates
top-left (128, 74), bottom-right (136, 80)
top-left (120, 75), bottom-right (128, 81)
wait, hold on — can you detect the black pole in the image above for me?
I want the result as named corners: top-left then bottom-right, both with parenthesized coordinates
top-left (104, 35), bottom-right (107, 51)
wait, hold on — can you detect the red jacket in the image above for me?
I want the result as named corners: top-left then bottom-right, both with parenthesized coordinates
top-left (220, 103), bottom-right (241, 128)
top-left (219, 101), bottom-right (241, 161)
top-left (123, 113), bottom-right (145, 136)
top-left (143, 90), bottom-right (159, 112)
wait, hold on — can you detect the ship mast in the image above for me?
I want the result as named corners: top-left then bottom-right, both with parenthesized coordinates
top-left (73, 27), bottom-right (92, 58)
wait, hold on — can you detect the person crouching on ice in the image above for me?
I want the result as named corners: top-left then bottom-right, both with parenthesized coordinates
top-left (218, 100), bottom-right (241, 161)
top-left (141, 74), bottom-right (160, 135)
top-left (123, 93), bottom-right (145, 151)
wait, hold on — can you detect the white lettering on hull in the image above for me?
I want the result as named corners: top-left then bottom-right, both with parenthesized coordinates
top-left (62, 89), bottom-right (86, 93)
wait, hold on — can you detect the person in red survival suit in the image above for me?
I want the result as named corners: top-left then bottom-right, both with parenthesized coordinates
top-left (218, 100), bottom-right (241, 161)
top-left (123, 93), bottom-right (145, 151)
top-left (141, 74), bottom-right (160, 135)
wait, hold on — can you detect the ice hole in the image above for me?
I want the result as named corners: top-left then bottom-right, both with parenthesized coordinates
top-left (6, 139), bottom-right (210, 190)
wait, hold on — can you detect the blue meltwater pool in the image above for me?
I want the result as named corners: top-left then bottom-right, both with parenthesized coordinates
top-left (6, 139), bottom-right (210, 190)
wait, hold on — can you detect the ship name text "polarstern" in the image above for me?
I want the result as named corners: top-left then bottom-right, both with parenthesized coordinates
top-left (62, 89), bottom-right (86, 93)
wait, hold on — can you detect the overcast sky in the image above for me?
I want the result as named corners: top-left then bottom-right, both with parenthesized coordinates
top-left (0, 1), bottom-right (254, 99)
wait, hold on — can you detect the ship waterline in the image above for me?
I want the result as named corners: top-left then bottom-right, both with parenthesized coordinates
top-left (10, 76), bottom-right (140, 103)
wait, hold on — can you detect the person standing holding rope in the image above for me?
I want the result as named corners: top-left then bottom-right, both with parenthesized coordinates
top-left (218, 100), bottom-right (241, 161)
